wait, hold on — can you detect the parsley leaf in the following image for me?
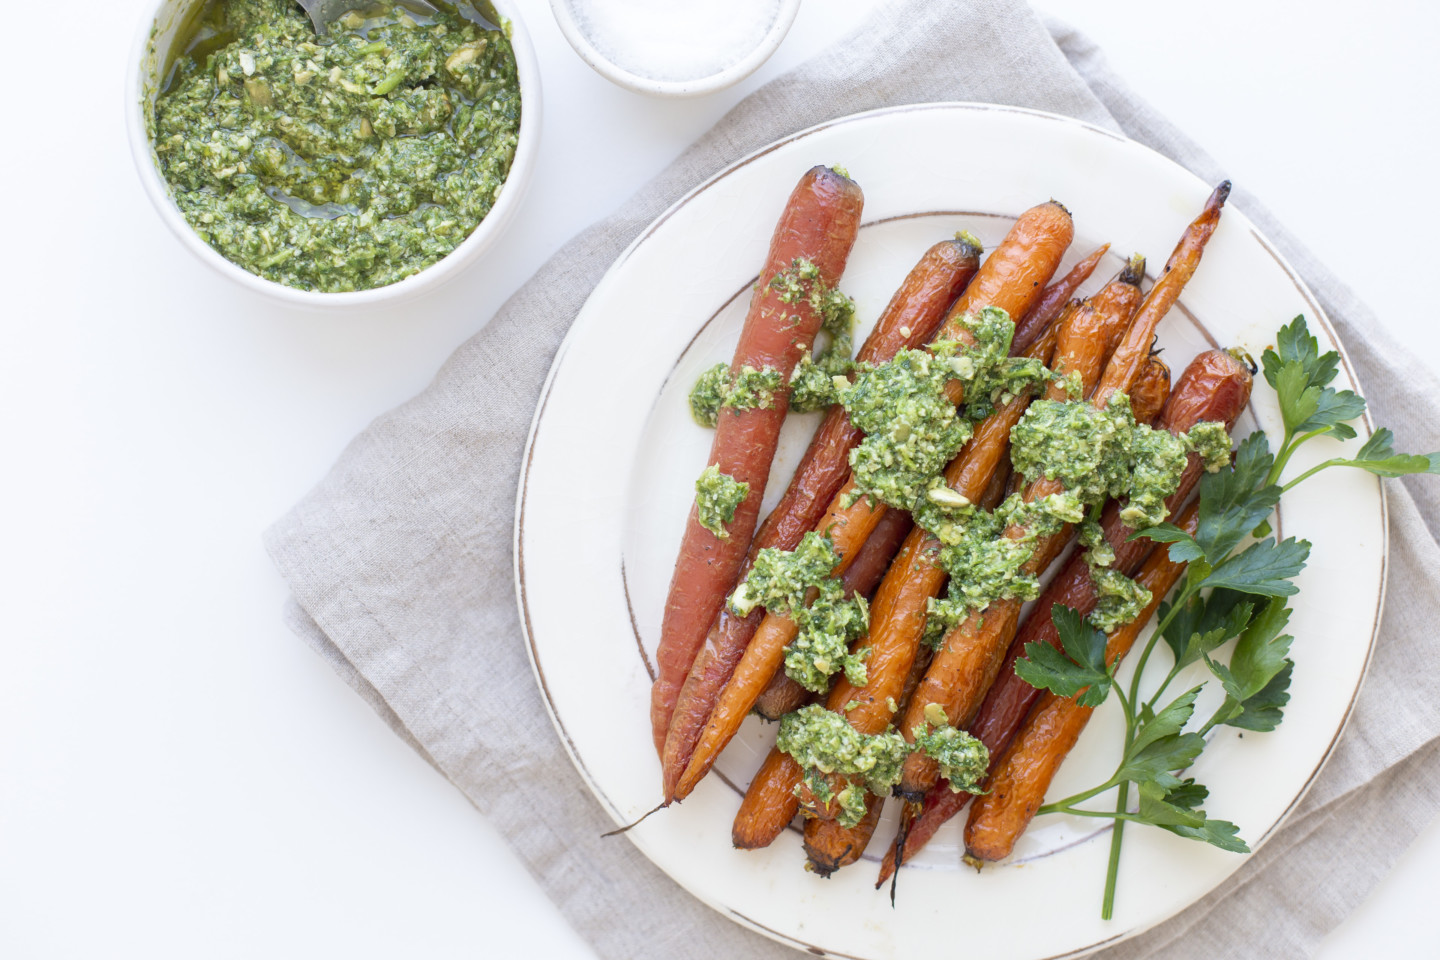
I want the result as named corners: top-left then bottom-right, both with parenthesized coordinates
top-left (1015, 605), bottom-right (1112, 707)
top-left (1129, 687), bottom-right (1201, 755)
top-left (1201, 537), bottom-right (1311, 597)
top-left (1207, 597), bottom-right (1295, 731)
top-left (1331, 428), bottom-right (1440, 478)
top-left (1262, 315), bottom-right (1338, 392)
top-left (1293, 388), bottom-right (1365, 440)
top-left (1161, 816), bottom-right (1251, 853)
top-left (1160, 589), bottom-right (1254, 672)
top-left (1263, 316), bottom-right (1367, 442)
top-left (1132, 522), bottom-right (1205, 564)
top-left (1225, 662), bottom-right (1293, 732)
top-left (1193, 433), bottom-right (1281, 563)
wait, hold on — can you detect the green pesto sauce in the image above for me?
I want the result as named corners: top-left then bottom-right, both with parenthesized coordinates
top-left (1079, 518), bottom-right (1151, 633)
top-left (1010, 394), bottom-right (1141, 507)
top-left (1123, 425), bottom-right (1190, 528)
top-left (694, 465), bottom-right (747, 539)
top-left (776, 705), bottom-right (909, 827)
top-left (729, 530), bottom-right (839, 617)
top-left (912, 703), bottom-right (989, 793)
top-left (924, 489), bottom-right (1078, 636)
top-left (1183, 420), bottom-right (1235, 473)
top-left (728, 532), bottom-right (868, 692)
top-left (772, 258), bottom-right (858, 415)
top-left (840, 340), bottom-right (975, 511)
top-left (687, 364), bottom-right (784, 427)
top-left (787, 594), bottom-right (869, 693)
top-left (153, 0), bottom-right (520, 292)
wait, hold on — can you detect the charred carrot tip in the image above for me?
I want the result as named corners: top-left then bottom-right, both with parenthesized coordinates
top-left (1047, 198), bottom-right (1072, 216)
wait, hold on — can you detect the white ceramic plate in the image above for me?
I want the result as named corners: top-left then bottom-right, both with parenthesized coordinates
top-left (515, 104), bottom-right (1385, 959)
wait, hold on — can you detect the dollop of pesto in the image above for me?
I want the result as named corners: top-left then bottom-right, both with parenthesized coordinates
top-left (1182, 420), bottom-right (1235, 473)
top-left (951, 306), bottom-right (1054, 420)
top-left (787, 595), bottom-right (870, 693)
top-left (772, 258), bottom-right (859, 415)
top-left (152, 0), bottom-right (521, 292)
top-left (776, 705), bottom-right (909, 828)
top-left (729, 532), bottom-right (868, 691)
top-left (1011, 394), bottom-right (1140, 505)
top-left (839, 307), bottom-right (1053, 513)
top-left (694, 465), bottom-right (748, 539)
top-left (1011, 395), bottom-right (1227, 532)
top-left (842, 341), bottom-right (975, 511)
top-left (912, 703), bottom-right (990, 793)
top-left (729, 531), bottom-right (839, 617)
top-left (686, 364), bottom-right (785, 427)
top-left (1078, 520), bottom-right (1152, 633)
top-left (1122, 425), bottom-right (1190, 528)
top-left (922, 489), bottom-right (1078, 638)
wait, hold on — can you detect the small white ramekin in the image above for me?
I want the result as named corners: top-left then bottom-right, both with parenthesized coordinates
top-left (126, 0), bottom-right (543, 309)
top-left (548, 0), bottom-right (800, 98)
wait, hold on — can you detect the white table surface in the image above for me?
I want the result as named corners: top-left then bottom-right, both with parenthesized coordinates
top-left (3, 0), bottom-right (1437, 956)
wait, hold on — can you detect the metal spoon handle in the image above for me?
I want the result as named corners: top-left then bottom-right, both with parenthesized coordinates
top-left (296, 0), bottom-right (439, 36)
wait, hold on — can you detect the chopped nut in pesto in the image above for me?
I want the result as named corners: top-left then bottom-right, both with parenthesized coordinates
top-left (912, 703), bottom-right (990, 792)
top-left (153, 0), bottom-right (521, 292)
top-left (686, 364), bottom-right (785, 427)
top-left (694, 465), bottom-right (748, 539)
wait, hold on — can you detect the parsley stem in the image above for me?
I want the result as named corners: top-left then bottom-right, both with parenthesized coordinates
top-left (1038, 777), bottom-right (1124, 813)
top-left (1265, 429), bottom-right (1298, 487)
top-left (1267, 427), bottom-right (1329, 488)
top-left (1102, 586), bottom-right (1191, 921)
top-left (1279, 457), bottom-right (1345, 493)
top-left (1112, 679), bottom-right (1135, 728)
top-left (1102, 787), bottom-right (1128, 919)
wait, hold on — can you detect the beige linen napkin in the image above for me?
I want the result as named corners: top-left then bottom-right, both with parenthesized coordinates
top-left (265, 1), bottom-right (1440, 957)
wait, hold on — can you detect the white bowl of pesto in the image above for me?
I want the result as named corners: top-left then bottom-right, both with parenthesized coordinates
top-left (127, 0), bottom-right (541, 305)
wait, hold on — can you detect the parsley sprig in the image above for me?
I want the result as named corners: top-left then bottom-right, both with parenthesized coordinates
top-left (1016, 316), bottom-right (1437, 919)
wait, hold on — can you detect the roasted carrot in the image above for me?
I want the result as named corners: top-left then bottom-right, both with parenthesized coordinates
top-left (879, 351), bottom-right (1252, 883)
top-left (802, 470), bottom-right (1012, 874)
top-left (659, 238), bottom-right (980, 791)
top-left (893, 271), bottom-right (1144, 802)
top-left (682, 203), bottom-right (1074, 807)
top-left (970, 350), bottom-right (1252, 761)
top-left (1010, 243), bottom-right (1109, 354)
top-left (755, 507), bottom-right (915, 721)
top-left (1092, 183), bottom-right (1230, 410)
top-left (729, 303), bottom-right (1089, 844)
top-left (894, 187), bottom-right (1230, 799)
top-left (652, 166), bottom-right (864, 755)
top-left (965, 505), bottom-right (1198, 861)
